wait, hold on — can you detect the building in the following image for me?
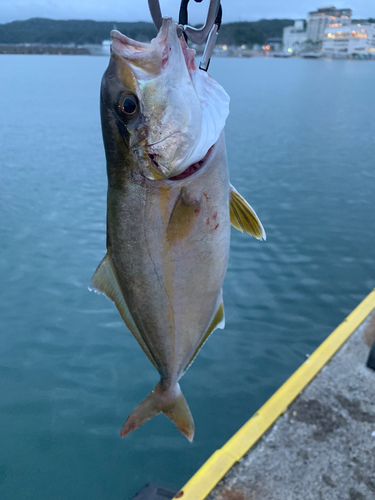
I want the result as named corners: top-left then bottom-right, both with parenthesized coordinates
top-left (307, 6), bottom-right (352, 42)
top-left (323, 23), bottom-right (375, 56)
top-left (283, 20), bottom-right (307, 53)
top-left (264, 38), bottom-right (283, 51)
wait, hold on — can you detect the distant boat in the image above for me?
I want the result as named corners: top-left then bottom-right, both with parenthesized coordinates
top-left (101, 40), bottom-right (111, 55)
top-left (273, 51), bottom-right (293, 58)
top-left (302, 52), bottom-right (323, 59)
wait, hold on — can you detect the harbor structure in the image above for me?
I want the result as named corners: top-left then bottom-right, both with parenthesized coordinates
top-left (283, 20), bottom-right (307, 53)
top-left (264, 37), bottom-right (283, 51)
top-left (323, 23), bottom-right (375, 56)
top-left (282, 6), bottom-right (375, 58)
top-left (306, 6), bottom-right (352, 42)
top-left (172, 291), bottom-right (375, 500)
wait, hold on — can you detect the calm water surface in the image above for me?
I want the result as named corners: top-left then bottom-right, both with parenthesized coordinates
top-left (0, 55), bottom-right (374, 499)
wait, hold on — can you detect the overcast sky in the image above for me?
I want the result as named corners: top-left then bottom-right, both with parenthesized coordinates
top-left (0, 0), bottom-right (373, 24)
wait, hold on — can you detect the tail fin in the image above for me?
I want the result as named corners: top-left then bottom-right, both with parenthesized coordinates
top-left (120, 381), bottom-right (195, 442)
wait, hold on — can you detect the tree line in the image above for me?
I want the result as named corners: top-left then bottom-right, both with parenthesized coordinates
top-left (1, 17), bottom-right (373, 47)
top-left (0, 17), bottom-right (293, 46)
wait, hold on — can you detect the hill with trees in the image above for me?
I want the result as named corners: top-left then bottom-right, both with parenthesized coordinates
top-left (217, 19), bottom-right (294, 46)
top-left (0, 18), bottom-right (157, 45)
top-left (0, 17), bottom-right (293, 46)
top-left (1, 17), bottom-right (373, 48)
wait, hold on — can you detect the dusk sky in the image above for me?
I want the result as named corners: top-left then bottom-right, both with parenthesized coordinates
top-left (0, 0), bottom-right (373, 24)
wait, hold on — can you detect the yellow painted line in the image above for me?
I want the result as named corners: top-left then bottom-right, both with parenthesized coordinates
top-left (174, 289), bottom-right (375, 500)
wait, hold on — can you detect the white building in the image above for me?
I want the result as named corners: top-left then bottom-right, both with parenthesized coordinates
top-left (307, 6), bottom-right (352, 42)
top-left (323, 23), bottom-right (375, 56)
top-left (283, 20), bottom-right (307, 53)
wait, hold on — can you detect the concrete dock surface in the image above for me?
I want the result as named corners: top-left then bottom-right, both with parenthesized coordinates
top-left (208, 311), bottom-right (375, 500)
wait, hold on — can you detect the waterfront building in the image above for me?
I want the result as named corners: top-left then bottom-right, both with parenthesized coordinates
top-left (283, 20), bottom-right (307, 53)
top-left (323, 23), bottom-right (375, 56)
top-left (264, 38), bottom-right (283, 51)
top-left (307, 6), bottom-right (352, 42)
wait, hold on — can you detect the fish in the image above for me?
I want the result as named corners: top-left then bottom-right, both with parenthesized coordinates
top-left (89, 17), bottom-right (265, 442)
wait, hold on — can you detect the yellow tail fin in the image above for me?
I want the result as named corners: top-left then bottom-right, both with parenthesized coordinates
top-left (120, 382), bottom-right (195, 442)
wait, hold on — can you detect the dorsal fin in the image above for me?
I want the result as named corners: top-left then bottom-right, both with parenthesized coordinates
top-left (230, 184), bottom-right (266, 240)
top-left (88, 254), bottom-right (158, 369)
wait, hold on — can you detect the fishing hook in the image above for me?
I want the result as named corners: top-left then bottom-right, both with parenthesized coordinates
top-left (148, 0), bottom-right (222, 71)
top-left (148, 0), bottom-right (163, 31)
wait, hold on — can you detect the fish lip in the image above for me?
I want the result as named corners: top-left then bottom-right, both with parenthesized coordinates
top-left (147, 152), bottom-right (166, 176)
top-left (169, 145), bottom-right (214, 181)
top-left (110, 30), bottom-right (154, 58)
top-left (146, 143), bottom-right (215, 184)
top-left (110, 18), bottom-right (175, 59)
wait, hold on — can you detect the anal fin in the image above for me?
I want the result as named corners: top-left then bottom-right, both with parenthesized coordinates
top-left (183, 299), bottom-right (225, 373)
top-left (230, 184), bottom-right (266, 240)
top-left (88, 254), bottom-right (158, 369)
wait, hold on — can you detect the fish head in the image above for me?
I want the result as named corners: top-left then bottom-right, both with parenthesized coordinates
top-left (100, 17), bottom-right (229, 181)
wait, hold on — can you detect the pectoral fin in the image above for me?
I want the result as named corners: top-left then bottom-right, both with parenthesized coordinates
top-left (167, 188), bottom-right (200, 244)
top-left (88, 254), bottom-right (158, 369)
top-left (183, 298), bottom-right (225, 373)
top-left (230, 184), bottom-right (266, 240)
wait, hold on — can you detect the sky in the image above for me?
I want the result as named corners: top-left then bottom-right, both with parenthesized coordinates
top-left (0, 0), bottom-right (373, 24)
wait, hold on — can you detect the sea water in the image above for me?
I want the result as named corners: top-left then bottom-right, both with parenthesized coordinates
top-left (0, 55), bottom-right (374, 499)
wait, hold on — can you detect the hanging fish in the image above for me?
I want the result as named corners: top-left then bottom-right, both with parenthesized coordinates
top-left (89, 17), bottom-right (265, 441)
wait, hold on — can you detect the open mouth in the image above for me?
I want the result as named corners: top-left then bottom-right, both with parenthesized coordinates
top-left (148, 145), bottom-right (214, 181)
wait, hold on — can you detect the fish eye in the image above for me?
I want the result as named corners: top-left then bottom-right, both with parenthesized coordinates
top-left (118, 93), bottom-right (138, 117)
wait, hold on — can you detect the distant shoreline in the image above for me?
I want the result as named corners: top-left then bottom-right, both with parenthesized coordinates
top-left (1, 45), bottom-right (374, 61)
top-left (0, 44), bottom-right (90, 55)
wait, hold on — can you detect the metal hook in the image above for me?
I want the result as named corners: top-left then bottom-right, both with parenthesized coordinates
top-left (148, 0), bottom-right (163, 31)
top-left (197, 3), bottom-right (222, 71)
top-left (179, 0), bottom-right (220, 45)
top-left (179, 0), bottom-right (222, 71)
top-left (148, 0), bottom-right (222, 71)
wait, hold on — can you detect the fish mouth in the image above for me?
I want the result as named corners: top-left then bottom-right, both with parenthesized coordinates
top-left (148, 145), bottom-right (214, 182)
top-left (111, 30), bottom-right (153, 56)
top-left (110, 18), bottom-right (181, 76)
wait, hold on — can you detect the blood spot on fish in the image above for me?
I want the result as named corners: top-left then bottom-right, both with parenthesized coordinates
top-left (194, 208), bottom-right (200, 215)
top-left (213, 212), bottom-right (217, 221)
top-left (203, 192), bottom-right (210, 201)
top-left (206, 218), bottom-right (210, 225)
top-left (180, 37), bottom-right (197, 71)
top-left (214, 224), bottom-right (219, 230)
top-left (161, 47), bottom-right (169, 68)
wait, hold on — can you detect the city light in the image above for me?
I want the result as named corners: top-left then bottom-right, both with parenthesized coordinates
top-left (283, 7), bottom-right (374, 58)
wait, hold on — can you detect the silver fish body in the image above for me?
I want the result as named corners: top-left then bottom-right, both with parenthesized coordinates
top-left (108, 132), bottom-right (230, 383)
top-left (90, 17), bottom-right (265, 441)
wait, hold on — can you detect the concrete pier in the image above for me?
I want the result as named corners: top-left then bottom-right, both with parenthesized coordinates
top-left (174, 291), bottom-right (375, 500)
top-left (208, 311), bottom-right (375, 500)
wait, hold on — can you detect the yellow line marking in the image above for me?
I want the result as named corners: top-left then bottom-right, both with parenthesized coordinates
top-left (174, 289), bottom-right (375, 500)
